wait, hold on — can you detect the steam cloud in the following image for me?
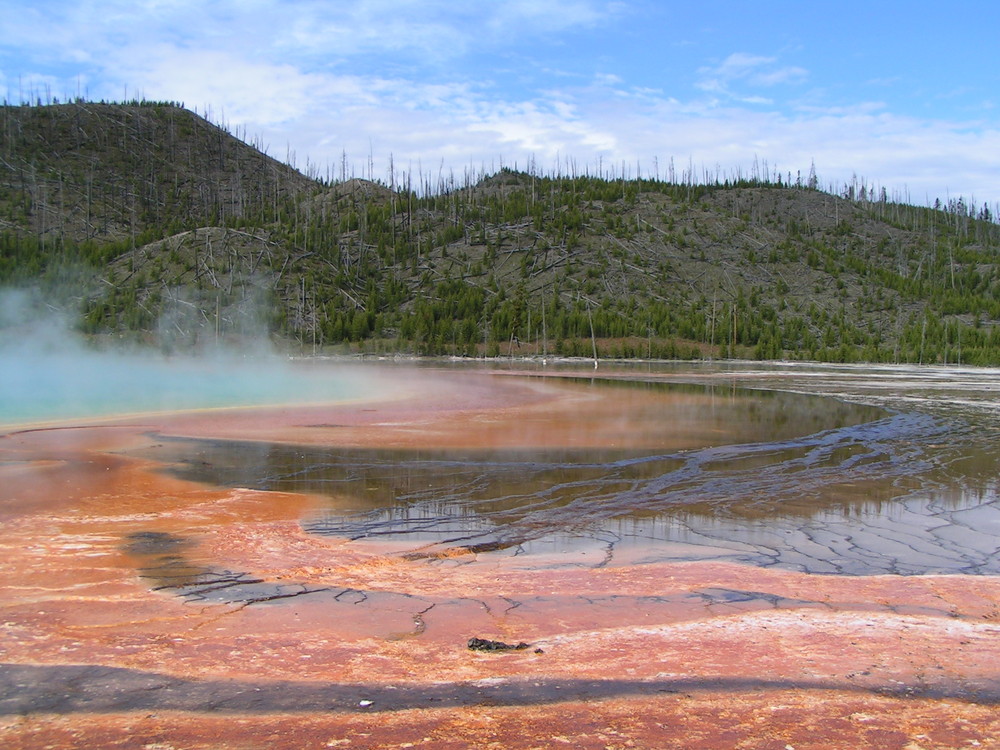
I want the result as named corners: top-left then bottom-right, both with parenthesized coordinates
top-left (0, 287), bottom-right (371, 426)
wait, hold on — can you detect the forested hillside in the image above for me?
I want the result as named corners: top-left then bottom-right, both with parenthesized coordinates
top-left (3, 101), bottom-right (1000, 363)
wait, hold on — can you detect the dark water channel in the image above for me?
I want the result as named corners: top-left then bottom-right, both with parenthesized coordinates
top-left (137, 375), bottom-right (1000, 576)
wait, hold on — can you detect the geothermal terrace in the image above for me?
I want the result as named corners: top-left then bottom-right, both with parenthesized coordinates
top-left (3, 361), bottom-right (1000, 748)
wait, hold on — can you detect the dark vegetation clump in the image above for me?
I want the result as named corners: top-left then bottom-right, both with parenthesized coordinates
top-left (467, 637), bottom-right (531, 652)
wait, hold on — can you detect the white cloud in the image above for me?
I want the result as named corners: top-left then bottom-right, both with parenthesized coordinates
top-left (268, 78), bottom-right (1000, 206)
top-left (265, 0), bottom-right (618, 61)
top-left (487, 0), bottom-right (615, 32)
top-left (697, 52), bottom-right (809, 102)
top-left (467, 99), bottom-right (618, 158)
top-left (276, 1), bottom-right (474, 61)
top-left (752, 66), bottom-right (808, 87)
top-left (594, 72), bottom-right (624, 87)
top-left (131, 48), bottom-right (329, 126)
top-left (715, 52), bottom-right (776, 78)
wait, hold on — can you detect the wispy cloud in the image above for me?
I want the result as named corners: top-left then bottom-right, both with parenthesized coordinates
top-left (487, 0), bottom-right (619, 32)
top-left (269, 0), bottom-right (618, 61)
top-left (696, 52), bottom-right (808, 103)
top-left (233, 67), bottom-right (999, 208)
top-left (132, 48), bottom-right (331, 125)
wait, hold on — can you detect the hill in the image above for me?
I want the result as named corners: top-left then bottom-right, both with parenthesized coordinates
top-left (3, 101), bottom-right (1000, 363)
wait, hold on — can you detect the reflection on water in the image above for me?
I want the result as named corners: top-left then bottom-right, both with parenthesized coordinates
top-left (591, 485), bottom-right (1000, 575)
top-left (140, 376), bottom-right (1000, 575)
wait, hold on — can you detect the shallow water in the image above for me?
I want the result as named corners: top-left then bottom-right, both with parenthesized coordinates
top-left (0, 353), bottom-right (376, 424)
top-left (138, 368), bottom-right (1000, 577)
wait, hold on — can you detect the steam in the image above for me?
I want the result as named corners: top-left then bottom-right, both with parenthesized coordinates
top-left (0, 288), bottom-right (370, 426)
top-left (154, 276), bottom-right (277, 358)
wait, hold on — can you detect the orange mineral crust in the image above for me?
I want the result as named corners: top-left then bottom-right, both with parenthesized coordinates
top-left (2, 365), bottom-right (1000, 749)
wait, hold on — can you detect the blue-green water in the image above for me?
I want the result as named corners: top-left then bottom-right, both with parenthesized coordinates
top-left (0, 352), bottom-right (374, 425)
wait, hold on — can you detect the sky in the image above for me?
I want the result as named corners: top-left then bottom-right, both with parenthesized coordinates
top-left (2, 0), bottom-right (998, 208)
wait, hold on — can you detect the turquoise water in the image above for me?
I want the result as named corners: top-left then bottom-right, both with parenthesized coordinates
top-left (0, 352), bottom-right (373, 425)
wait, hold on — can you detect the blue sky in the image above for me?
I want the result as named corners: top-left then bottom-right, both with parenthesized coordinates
top-left (2, 0), bottom-right (998, 207)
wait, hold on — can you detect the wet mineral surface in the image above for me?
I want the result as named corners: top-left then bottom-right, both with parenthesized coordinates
top-left (3, 362), bottom-right (1000, 748)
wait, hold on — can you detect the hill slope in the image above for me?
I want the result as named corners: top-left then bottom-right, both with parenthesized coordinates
top-left (0, 101), bottom-right (315, 244)
top-left (3, 102), bottom-right (1000, 363)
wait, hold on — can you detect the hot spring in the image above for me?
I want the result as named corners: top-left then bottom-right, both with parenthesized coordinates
top-left (0, 351), bottom-right (379, 425)
top-left (101, 361), bottom-right (1000, 584)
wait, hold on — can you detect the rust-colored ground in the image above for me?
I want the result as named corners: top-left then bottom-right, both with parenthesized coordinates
top-left (2, 367), bottom-right (1000, 749)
